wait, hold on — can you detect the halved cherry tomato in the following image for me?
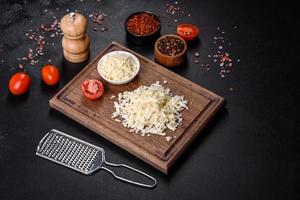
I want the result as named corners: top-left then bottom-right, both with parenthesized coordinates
top-left (177, 24), bottom-right (200, 41)
top-left (41, 64), bottom-right (60, 86)
top-left (9, 72), bottom-right (31, 95)
top-left (81, 79), bottom-right (104, 100)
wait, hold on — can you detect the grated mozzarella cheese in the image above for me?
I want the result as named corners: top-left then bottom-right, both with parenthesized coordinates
top-left (112, 82), bottom-right (188, 136)
top-left (98, 53), bottom-right (137, 81)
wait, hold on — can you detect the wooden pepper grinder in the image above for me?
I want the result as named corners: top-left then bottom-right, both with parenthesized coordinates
top-left (60, 12), bottom-right (90, 63)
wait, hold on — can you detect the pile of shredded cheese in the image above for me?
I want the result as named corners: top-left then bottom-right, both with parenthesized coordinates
top-left (112, 82), bottom-right (188, 136)
top-left (98, 53), bottom-right (137, 81)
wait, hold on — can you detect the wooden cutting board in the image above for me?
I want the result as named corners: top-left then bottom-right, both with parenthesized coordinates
top-left (50, 42), bottom-right (225, 174)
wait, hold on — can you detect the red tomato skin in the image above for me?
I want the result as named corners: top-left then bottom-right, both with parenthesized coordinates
top-left (9, 72), bottom-right (31, 95)
top-left (176, 24), bottom-right (200, 41)
top-left (81, 79), bottom-right (104, 100)
top-left (41, 64), bottom-right (60, 86)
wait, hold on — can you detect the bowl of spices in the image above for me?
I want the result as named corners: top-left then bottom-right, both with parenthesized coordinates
top-left (154, 34), bottom-right (187, 67)
top-left (125, 11), bottom-right (161, 45)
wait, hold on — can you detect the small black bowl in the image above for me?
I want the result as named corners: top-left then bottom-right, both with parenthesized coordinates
top-left (125, 11), bottom-right (161, 45)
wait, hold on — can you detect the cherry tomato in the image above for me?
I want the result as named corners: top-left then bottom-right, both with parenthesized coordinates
top-left (41, 64), bottom-right (60, 86)
top-left (81, 79), bottom-right (104, 100)
top-left (176, 24), bottom-right (200, 41)
top-left (9, 72), bottom-right (31, 95)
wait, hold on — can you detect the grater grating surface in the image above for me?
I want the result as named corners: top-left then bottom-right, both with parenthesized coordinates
top-left (36, 129), bottom-right (156, 188)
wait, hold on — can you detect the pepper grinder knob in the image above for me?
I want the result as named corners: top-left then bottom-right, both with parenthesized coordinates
top-left (60, 12), bottom-right (90, 63)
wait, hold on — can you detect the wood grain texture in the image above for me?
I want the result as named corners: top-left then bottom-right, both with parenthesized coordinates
top-left (49, 42), bottom-right (225, 174)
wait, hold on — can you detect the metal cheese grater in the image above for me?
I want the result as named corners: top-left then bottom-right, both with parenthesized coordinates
top-left (36, 129), bottom-right (157, 188)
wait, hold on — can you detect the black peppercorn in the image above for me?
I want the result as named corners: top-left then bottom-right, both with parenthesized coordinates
top-left (157, 36), bottom-right (184, 56)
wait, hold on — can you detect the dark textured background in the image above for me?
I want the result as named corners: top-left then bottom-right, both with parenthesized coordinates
top-left (0, 0), bottom-right (299, 199)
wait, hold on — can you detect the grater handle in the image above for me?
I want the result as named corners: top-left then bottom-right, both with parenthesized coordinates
top-left (36, 131), bottom-right (51, 152)
top-left (101, 161), bottom-right (157, 188)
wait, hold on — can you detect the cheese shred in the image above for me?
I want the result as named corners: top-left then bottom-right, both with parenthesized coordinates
top-left (98, 53), bottom-right (137, 81)
top-left (112, 82), bottom-right (188, 136)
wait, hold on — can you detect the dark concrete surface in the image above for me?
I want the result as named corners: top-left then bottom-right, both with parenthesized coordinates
top-left (0, 0), bottom-right (299, 199)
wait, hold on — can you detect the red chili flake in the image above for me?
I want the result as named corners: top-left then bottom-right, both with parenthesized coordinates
top-left (126, 12), bottom-right (160, 35)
